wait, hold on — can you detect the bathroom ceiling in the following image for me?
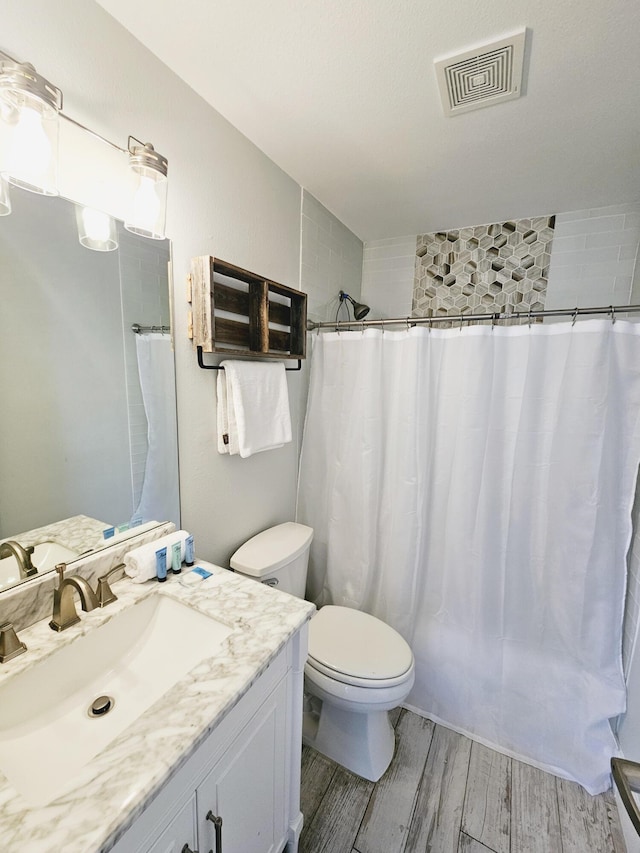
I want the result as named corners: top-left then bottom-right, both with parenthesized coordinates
top-left (96, 0), bottom-right (640, 241)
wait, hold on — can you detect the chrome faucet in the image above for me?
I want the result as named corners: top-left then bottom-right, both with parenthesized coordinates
top-left (0, 541), bottom-right (38, 578)
top-left (49, 563), bottom-right (99, 632)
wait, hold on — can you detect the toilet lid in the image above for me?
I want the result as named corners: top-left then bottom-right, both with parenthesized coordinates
top-left (308, 605), bottom-right (413, 681)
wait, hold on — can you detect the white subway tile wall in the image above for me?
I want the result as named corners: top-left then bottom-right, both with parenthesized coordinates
top-left (362, 236), bottom-right (416, 318)
top-left (117, 227), bottom-right (171, 510)
top-left (300, 190), bottom-right (364, 322)
top-left (545, 203), bottom-right (640, 310)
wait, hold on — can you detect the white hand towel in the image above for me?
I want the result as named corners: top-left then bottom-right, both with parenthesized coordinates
top-left (218, 360), bottom-right (292, 458)
top-left (123, 530), bottom-right (190, 583)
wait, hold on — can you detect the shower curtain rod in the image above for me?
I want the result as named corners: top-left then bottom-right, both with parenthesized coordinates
top-left (131, 323), bottom-right (171, 334)
top-left (307, 303), bottom-right (640, 331)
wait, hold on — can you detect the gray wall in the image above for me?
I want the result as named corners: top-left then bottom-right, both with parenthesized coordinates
top-left (2, 0), bottom-right (362, 566)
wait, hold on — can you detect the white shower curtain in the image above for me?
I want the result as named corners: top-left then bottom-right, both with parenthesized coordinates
top-left (297, 321), bottom-right (640, 794)
top-left (134, 333), bottom-right (180, 527)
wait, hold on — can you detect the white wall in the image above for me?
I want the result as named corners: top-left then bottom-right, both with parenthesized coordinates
top-left (361, 235), bottom-right (415, 319)
top-left (2, 0), bottom-right (306, 564)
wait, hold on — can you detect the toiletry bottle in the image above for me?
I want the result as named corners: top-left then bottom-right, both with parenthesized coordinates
top-left (184, 534), bottom-right (195, 567)
top-left (156, 546), bottom-right (168, 582)
top-left (171, 540), bottom-right (182, 574)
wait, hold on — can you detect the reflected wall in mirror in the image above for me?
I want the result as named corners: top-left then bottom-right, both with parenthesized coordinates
top-left (0, 187), bottom-right (180, 592)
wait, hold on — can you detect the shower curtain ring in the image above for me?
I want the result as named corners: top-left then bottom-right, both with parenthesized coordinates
top-left (572, 308), bottom-right (578, 326)
top-left (610, 305), bottom-right (616, 324)
top-left (528, 306), bottom-right (533, 327)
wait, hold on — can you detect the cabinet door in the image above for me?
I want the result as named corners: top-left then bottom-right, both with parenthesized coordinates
top-left (197, 679), bottom-right (287, 853)
top-left (142, 794), bottom-right (197, 853)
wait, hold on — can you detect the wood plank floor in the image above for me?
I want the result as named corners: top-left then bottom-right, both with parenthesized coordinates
top-left (299, 709), bottom-right (626, 853)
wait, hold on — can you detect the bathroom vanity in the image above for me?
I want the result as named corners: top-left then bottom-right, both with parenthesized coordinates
top-left (0, 563), bottom-right (314, 853)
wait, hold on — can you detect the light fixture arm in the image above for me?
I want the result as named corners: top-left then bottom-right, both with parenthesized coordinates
top-left (59, 112), bottom-right (126, 154)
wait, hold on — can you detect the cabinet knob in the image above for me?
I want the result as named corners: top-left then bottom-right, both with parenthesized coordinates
top-left (206, 811), bottom-right (223, 852)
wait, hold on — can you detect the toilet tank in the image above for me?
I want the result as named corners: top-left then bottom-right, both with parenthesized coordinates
top-left (229, 522), bottom-right (314, 598)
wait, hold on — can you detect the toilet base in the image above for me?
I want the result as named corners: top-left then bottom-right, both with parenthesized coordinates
top-left (302, 699), bottom-right (395, 782)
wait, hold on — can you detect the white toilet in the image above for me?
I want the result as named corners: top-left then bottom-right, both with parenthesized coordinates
top-left (230, 522), bottom-right (415, 781)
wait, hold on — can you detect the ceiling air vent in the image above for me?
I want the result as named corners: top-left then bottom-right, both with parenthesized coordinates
top-left (435, 29), bottom-right (527, 117)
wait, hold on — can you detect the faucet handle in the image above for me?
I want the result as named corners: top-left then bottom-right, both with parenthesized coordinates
top-left (96, 563), bottom-right (125, 608)
top-left (0, 623), bottom-right (27, 663)
top-left (55, 563), bottom-right (66, 584)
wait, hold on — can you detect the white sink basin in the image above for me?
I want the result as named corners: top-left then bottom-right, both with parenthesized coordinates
top-left (0, 594), bottom-right (234, 806)
top-left (0, 541), bottom-right (79, 590)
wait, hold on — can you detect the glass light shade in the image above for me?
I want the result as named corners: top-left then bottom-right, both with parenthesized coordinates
top-left (124, 143), bottom-right (168, 240)
top-left (0, 62), bottom-right (60, 196)
top-left (0, 175), bottom-right (10, 216)
top-left (76, 206), bottom-right (118, 252)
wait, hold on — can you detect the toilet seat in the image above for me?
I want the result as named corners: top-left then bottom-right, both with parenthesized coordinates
top-left (308, 605), bottom-right (414, 688)
top-left (306, 656), bottom-right (413, 689)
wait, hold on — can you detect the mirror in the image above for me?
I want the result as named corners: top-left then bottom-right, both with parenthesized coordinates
top-left (0, 187), bottom-right (180, 592)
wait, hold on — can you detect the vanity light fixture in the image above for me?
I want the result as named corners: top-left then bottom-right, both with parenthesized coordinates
top-left (0, 53), bottom-right (62, 195)
top-left (75, 205), bottom-right (118, 252)
top-left (0, 49), bottom-right (169, 244)
top-left (124, 138), bottom-right (168, 240)
top-left (0, 175), bottom-right (11, 216)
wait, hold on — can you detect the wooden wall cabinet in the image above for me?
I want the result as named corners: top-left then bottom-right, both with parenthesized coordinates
top-left (190, 257), bottom-right (307, 361)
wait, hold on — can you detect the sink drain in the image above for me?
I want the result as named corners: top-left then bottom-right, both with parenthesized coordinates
top-left (88, 695), bottom-right (115, 718)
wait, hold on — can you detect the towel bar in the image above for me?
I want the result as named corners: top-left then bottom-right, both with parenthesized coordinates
top-left (197, 346), bottom-right (302, 372)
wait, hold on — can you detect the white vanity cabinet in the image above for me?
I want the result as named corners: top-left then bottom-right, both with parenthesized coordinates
top-left (196, 678), bottom-right (288, 853)
top-left (142, 796), bottom-right (197, 853)
top-left (109, 624), bottom-right (307, 853)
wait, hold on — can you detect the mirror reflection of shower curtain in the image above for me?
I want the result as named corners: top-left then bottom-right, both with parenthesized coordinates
top-left (133, 333), bottom-right (180, 527)
top-left (298, 322), bottom-right (640, 795)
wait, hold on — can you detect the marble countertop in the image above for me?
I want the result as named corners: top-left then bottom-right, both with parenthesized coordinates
top-left (0, 563), bottom-right (315, 853)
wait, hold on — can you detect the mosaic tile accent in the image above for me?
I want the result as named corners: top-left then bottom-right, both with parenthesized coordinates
top-left (413, 216), bottom-right (555, 320)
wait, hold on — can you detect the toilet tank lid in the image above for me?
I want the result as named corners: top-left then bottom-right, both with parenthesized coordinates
top-left (230, 522), bottom-right (314, 577)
